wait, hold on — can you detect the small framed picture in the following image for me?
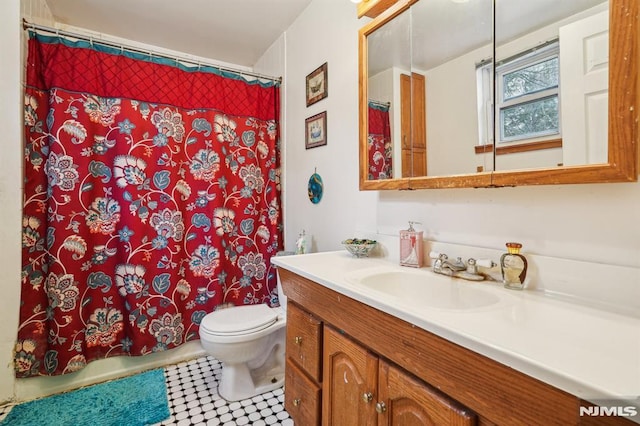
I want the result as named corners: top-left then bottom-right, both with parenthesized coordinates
top-left (305, 111), bottom-right (327, 149)
top-left (305, 62), bottom-right (328, 106)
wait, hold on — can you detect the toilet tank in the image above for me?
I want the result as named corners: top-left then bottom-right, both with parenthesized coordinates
top-left (275, 251), bottom-right (294, 312)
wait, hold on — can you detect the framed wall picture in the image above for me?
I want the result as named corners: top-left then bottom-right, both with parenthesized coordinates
top-left (306, 62), bottom-right (328, 106)
top-left (305, 111), bottom-right (327, 149)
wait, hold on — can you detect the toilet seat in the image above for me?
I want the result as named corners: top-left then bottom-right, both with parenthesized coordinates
top-left (200, 304), bottom-right (279, 336)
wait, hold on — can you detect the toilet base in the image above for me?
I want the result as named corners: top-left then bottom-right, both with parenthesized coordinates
top-left (218, 361), bottom-right (285, 402)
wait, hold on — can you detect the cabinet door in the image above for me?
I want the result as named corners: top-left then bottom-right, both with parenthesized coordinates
top-left (411, 73), bottom-right (427, 176)
top-left (323, 326), bottom-right (378, 426)
top-left (411, 73), bottom-right (426, 150)
top-left (400, 73), bottom-right (412, 178)
top-left (286, 302), bottom-right (322, 381)
top-left (378, 361), bottom-right (476, 426)
top-left (400, 72), bottom-right (427, 177)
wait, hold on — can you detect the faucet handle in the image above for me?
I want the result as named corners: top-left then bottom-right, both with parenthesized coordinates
top-left (430, 252), bottom-right (447, 272)
top-left (429, 251), bottom-right (443, 259)
top-left (476, 258), bottom-right (497, 268)
top-left (468, 258), bottom-right (498, 280)
top-left (467, 258), bottom-right (497, 274)
top-left (466, 258), bottom-right (480, 274)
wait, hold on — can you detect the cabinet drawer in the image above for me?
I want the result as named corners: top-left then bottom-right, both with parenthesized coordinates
top-left (286, 302), bottom-right (322, 381)
top-left (285, 358), bottom-right (321, 426)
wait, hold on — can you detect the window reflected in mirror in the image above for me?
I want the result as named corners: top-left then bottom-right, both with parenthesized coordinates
top-left (493, 0), bottom-right (609, 171)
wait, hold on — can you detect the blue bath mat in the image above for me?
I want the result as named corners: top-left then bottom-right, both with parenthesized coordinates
top-left (1, 369), bottom-right (169, 426)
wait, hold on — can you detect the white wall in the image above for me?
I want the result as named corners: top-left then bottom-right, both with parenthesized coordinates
top-left (272, 1), bottom-right (639, 271)
top-left (276, 0), bottom-right (378, 252)
top-left (0, 0), bottom-right (23, 406)
top-left (426, 46), bottom-right (493, 175)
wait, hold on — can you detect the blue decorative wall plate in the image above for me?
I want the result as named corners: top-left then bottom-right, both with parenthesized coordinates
top-left (308, 172), bottom-right (323, 204)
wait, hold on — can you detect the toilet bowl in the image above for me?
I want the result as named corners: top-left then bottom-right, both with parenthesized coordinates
top-left (198, 272), bottom-right (288, 402)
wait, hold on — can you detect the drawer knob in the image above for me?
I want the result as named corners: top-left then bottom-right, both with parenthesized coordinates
top-left (362, 392), bottom-right (373, 403)
top-left (294, 336), bottom-right (303, 345)
top-left (293, 398), bottom-right (301, 407)
top-left (375, 401), bottom-right (387, 414)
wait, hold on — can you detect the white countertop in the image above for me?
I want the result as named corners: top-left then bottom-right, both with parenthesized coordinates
top-left (272, 251), bottom-right (640, 415)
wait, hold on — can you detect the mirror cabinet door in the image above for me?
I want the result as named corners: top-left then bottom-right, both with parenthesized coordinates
top-left (364, 0), bottom-right (494, 180)
top-left (366, 6), bottom-right (411, 180)
top-left (410, 0), bottom-right (493, 178)
top-left (359, 0), bottom-right (637, 189)
top-left (493, 0), bottom-right (609, 172)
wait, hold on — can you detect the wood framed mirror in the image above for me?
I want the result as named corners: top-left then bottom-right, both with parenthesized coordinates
top-left (358, 0), bottom-right (637, 190)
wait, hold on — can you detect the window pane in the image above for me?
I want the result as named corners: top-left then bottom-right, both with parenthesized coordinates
top-left (502, 57), bottom-right (559, 100)
top-left (501, 96), bottom-right (558, 140)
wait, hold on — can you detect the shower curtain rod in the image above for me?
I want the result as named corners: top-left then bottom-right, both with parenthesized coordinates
top-left (23, 20), bottom-right (283, 84)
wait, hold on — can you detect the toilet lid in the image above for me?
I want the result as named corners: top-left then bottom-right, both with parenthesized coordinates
top-left (200, 304), bottom-right (278, 335)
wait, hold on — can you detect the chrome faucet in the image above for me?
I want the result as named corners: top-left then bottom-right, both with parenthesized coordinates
top-left (432, 254), bottom-right (466, 276)
top-left (430, 252), bottom-right (495, 281)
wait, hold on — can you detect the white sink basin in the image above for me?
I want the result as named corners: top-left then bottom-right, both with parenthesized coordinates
top-left (353, 270), bottom-right (501, 310)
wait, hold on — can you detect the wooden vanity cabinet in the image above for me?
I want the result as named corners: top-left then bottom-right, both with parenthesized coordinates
top-left (323, 326), bottom-right (476, 425)
top-left (279, 268), bottom-right (635, 425)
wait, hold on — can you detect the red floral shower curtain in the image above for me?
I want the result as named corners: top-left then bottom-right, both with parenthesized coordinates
top-left (367, 101), bottom-right (392, 179)
top-left (18, 33), bottom-right (282, 377)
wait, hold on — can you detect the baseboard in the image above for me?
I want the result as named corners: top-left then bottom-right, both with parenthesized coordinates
top-left (13, 340), bottom-right (207, 403)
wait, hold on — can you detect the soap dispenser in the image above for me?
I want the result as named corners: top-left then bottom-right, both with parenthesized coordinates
top-left (295, 230), bottom-right (309, 255)
top-left (400, 221), bottom-right (423, 268)
top-left (500, 242), bottom-right (528, 290)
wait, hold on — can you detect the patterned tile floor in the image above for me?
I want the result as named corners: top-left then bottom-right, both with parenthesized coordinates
top-left (0, 356), bottom-right (293, 426)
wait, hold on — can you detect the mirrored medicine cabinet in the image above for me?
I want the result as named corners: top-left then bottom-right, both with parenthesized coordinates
top-left (358, 0), bottom-right (638, 190)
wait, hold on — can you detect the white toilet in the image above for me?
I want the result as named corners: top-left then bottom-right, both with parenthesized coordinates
top-left (199, 276), bottom-right (287, 402)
